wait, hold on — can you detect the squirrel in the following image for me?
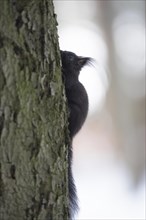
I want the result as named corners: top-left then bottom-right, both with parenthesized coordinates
top-left (61, 50), bottom-right (92, 219)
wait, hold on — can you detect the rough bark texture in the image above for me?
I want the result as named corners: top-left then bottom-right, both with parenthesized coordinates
top-left (0, 0), bottom-right (69, 220)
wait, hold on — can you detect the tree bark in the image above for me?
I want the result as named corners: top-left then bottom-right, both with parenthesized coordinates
top-left (0, 0), bottom-right (69, 220)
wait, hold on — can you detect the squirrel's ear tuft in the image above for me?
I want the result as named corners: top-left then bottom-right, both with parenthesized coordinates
top-left (77, 57), bottom-right (94, 69)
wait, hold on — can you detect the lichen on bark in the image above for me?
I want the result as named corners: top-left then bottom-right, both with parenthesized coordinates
top-left (0, 0), bottom-right (69, 220)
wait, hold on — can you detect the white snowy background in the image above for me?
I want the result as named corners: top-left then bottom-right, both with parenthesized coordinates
top-left (54, 1), bottom-right (145, 219)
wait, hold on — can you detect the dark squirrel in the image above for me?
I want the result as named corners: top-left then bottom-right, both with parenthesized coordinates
top-left (61, 50), bottom-right (92, 219)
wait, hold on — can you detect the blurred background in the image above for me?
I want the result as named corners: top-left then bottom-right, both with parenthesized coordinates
top-left (54, 1), bottom-right (145, 219)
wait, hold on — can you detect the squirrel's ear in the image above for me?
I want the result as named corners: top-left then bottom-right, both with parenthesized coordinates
top-left (77, 57), bottom-right (93, 69)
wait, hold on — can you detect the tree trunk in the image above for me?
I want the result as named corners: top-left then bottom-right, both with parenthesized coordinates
top-left (0, 0), bottom-right (69, 220)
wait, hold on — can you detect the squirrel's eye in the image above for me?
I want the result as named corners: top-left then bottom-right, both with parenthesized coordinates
top-left (68, 54), bottom-right (74, 62)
